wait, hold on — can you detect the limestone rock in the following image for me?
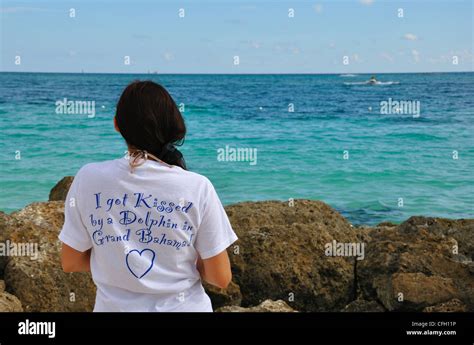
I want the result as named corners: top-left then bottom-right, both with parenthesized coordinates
top-left (374, 273), bottom-right (459, 311)
top-left (358, 226), bottom-right (474, 311)
top-left (341, 299), bottom-right (385, 312)
top-left (224, 200), bottom-right (358, 312)
top-left (4, 202), bottom-right (96, 312)
top-left (0, 211), bottom-right (13, 276)
top-left (216, 299), bottom-right (296, 312)
top-left (48, 176), bottom-right (74, 201)
top-left (204, 281), bottom-right (242, 309)
top-left (423, 299), bottom-right (468, 312)
top-left (399, 216), bottom-right (474, 260)
top-left (0, 280), bottom-right (23, 312)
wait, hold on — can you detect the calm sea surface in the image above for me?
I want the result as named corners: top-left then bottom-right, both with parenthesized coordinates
top-left (1, 72), bottom-right (473, 224)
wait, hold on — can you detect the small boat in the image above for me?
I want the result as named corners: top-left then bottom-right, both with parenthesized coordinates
top-left (367, 75), bottom-right (377, 84)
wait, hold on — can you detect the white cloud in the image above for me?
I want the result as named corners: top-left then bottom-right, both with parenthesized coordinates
top-left (359, 0), bottom-right (375, 5)
top-left (313, 4), bottom-right (323, 13)
top-left (403, 33), bottom-right (418, 41)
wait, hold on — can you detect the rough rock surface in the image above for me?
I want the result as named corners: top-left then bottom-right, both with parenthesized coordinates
top-left (224, 200), bottom-right (358, 312)
top-left (423, 299), bottom-right (468, 312)
top-left (203, 281), bottom-right (242, 309)
top-left (0, 280), bottom-right (23, 312)
top-left (358, 224), bottom-right (474, 312)
top-left (48, 176), bottom-right (74, 201)
top-left (399, 216), bottom-right (474, 260)
top-left (0, 211), bottom-right (13, 276)
top-left (216, 299), bottom-right (296, 312)
top-left (3, 202), bottom-right (96, 312)
top-left (341, 298), bottom-right (385, 312)
top-left (374, 273), bottom-right (459, 311)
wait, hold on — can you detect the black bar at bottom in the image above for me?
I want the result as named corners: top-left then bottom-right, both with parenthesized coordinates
top-left (0, 312), bottom-right (472, 345)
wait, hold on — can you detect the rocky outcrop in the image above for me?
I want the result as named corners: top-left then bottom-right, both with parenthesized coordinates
top-left (225, 200), bottom-right (358, 312)
top-left (48, 176), bottom-right (74, 201)
top-left (3, 202), bottom-right (96, 311)
top-left (0, 177), bottom-right (473, 312)
top-left (216, 299), bottom-right (295, 312)
top-left (357, 221), bottom-right (474, 312)
top-left (398, 216), bottom-right (474, 260)
top-left (373, 273), bottom-right (460, 311)
top-left (0, 280), bottom-right (23, 312)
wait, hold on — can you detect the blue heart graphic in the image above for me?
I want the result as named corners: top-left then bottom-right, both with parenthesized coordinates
top-left (125, 248), bottom-right (155, 279)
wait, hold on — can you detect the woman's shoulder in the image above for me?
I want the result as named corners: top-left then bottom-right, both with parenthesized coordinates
top-left (172, 167), bottom-right (214, 189)
top-left (74, 158), bottom-right (122, 178)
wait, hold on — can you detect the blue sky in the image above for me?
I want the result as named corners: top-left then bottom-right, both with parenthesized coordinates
top-left (1, 0), bottom-right (473, 73)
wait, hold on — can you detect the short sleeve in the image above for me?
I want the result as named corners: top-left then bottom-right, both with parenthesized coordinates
top-left (195, 180), bottom-right (238, 259)
top-left (58, 172), bottom-right (92, 252)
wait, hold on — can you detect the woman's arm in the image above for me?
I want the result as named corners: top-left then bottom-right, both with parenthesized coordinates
top-left (61, 243), bottom-right (91, 272)
top-left (197, 250), bottom-right (232, 289)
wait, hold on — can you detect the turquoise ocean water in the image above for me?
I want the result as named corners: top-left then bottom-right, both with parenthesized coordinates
top-left (0, 72), bottom-right (473, 224)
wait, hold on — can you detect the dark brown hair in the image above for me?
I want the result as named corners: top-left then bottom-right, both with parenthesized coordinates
top-left (115, 80), bottom-right (187, 169)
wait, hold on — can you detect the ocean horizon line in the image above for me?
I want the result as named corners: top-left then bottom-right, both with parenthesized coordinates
top-left (1, 70), bottom-right (473, 76)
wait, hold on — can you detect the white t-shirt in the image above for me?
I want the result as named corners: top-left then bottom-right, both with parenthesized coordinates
top-left (58, 157), bottom-right (238, 312)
